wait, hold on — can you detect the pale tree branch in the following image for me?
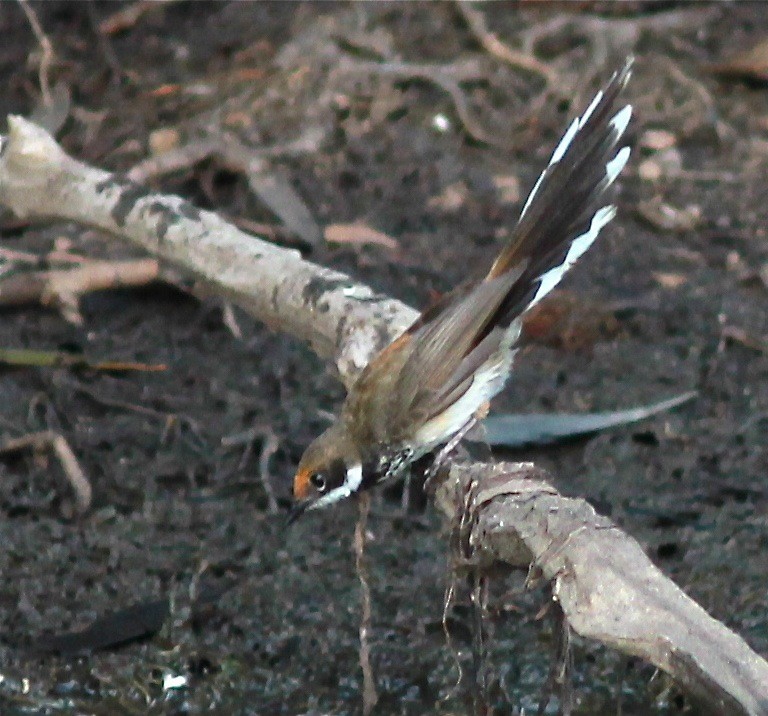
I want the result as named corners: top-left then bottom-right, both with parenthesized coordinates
top-left (437, 463), bottom-right (768, 715)
top-left (1, 117), bottom-right (767, 714)
top-left (0, 116), bottom-right (413, 386)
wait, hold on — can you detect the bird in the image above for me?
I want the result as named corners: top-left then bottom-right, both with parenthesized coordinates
top-left (289, 59), bottom-right (634, 522)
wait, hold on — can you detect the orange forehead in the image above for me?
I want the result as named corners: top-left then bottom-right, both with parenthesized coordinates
top-left (293, 467), bottom-right (312, 500)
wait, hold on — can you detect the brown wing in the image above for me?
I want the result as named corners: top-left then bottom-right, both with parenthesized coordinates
top-left (387, 270), bottom-right (523, 437)
top-left (344, 270), bottom-right (522, 444)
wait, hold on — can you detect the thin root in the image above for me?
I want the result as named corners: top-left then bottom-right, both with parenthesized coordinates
top-left (456, 1), bottom-right (558, 87)
top-left (354, 493), bottom-right (378, 715)
top-left (17, 0), bottom-right (55, 106)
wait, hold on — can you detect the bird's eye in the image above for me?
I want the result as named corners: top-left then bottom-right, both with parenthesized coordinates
top-left (310, 472), bottom-right (326, 492)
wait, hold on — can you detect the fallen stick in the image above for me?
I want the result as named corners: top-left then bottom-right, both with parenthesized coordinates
top-left (0, 430), bottom-right (92, 516)
top-left (0, 258), bottom-right (159, 308)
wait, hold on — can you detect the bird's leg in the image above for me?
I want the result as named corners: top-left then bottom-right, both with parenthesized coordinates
top-left (400, 470), bottom-right (412, 512)
top-left (400, 452), bottom-right (436, 514)
top-left (423, 416), bottom-right (479, 493)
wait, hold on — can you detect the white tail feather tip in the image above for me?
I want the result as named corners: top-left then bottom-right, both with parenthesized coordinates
top-left (610, 105), bottom-right (633, 138)
top-left (549, 117), bottom-right (580, 166)
top-left (606, 146), bottom-right (631, 184)
top-left (579, 89), bottom-right (604, 129)
top-left (528, 204), bottom-right (617, 310)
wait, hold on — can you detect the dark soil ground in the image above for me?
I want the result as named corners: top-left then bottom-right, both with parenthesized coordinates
top-left (1, 2), bottom-right (767, 714)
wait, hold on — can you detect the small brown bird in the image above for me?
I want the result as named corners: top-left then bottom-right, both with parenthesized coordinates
top-left (290, 59), bottom-right (633, 520)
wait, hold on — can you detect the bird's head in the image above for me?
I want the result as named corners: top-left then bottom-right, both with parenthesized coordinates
top-left (288, 422), bottom-right (363, 523)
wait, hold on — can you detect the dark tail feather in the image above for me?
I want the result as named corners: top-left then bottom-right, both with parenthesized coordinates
top-left (487, 57), bottom-right (633, 324)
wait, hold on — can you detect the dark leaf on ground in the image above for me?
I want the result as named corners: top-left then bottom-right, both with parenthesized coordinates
top-left (33, 598), bottom-right (170, 656)
top-left (483, 391), bottom-right (696, 448)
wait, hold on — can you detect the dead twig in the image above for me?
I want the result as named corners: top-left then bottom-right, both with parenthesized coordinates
top-left (538, 600), bottom-right (574, 716)
top-left (325, 222), bottom-right (399, 251)
top-left (519, 7), bottom-right (719, 65)
top-left (257, 428), bottom-right (280, 514)
top-left (220, 426), bottom-right (280, 513)
top-left (452, 463), bottom-right (768, 713)
top-left (0, 347), bottom-right (165, 373)
top-left (98, 0), bottom-right (168, 36)
top-left (221, 302), bottom-right (243, 339)
top-left (355, 493), bottom-right (378, 716)
top-left (2, 115), bottom-right (767, 712)
top-left (0, 430), bottom-right (91, 516)
top-left (17, 0), bottom-right (55, 107)
top-left (127, 138), bottom-right (221, 184)
top-left (63, 378), bottom-right (173, 420)
top-left (469, 573), bottom-right (489, 715)
top-left (84, 0), bottom-right (128, 86)
top-left (664, 57), bottom-right (716, 117)
top-left (127, 125), bottom-right (328, 184)
top-left (441, 579), bottom-right (464, 700)
top-left (0, 258), bottom-right (160, 324)
top-left (127, 135), bottom-right (324, 247)
top-left (456, 1), bottom-right (557, 87)
top-left (0, 244), bottom-right (87, 268)
top-left (341, 58), bottom-right (517, 149)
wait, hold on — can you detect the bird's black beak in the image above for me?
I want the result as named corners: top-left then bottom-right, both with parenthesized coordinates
top-left (285, 500), bottom-right (309, 526)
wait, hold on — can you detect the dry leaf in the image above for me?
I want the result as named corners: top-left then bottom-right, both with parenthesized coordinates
top-left (427, 182), bottom-right (468, 212)
top-left (522, 291), bottom-right (620, 351)
top-left (653, 272), bottom-right (688, 289)
top-left (635, 197), bottom-right (702, 233)
top-left (247, 169), bottom-right (322, 247)
top-left (638, 148), bottom-right (682, 182)
top-left (223, 111), bottom-right (253, 130)
top-left (722, 325), bottom-right (768, 353)
top-left (492, 174), bottom-right (521, 205)
top-left (640, 129), bottom-right (677, 152)
top-left (638, 159), bottom-right (663, 182)
top-left (147, 83), bottom-right (182, 98)
top-left (149, 128), bottom-right (180, 156)
top-left (99, 0), bottom-right (163, 36)
top-left (324, 222), bottom-right (399, 250)
top-left (708, 37), bottom-right (768, 82)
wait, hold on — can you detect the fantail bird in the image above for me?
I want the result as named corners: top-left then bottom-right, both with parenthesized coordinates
top-left (290, 59), bottom-right (634, 521)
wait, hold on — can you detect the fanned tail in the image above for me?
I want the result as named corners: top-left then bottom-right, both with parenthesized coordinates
top-left (486, 57), bottom-right (633, 321)
top-left (363, 60), bottom-right (635, 445)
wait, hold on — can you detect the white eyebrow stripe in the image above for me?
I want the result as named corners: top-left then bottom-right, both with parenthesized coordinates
top-left (345, 462), bottom-right (363, 491)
